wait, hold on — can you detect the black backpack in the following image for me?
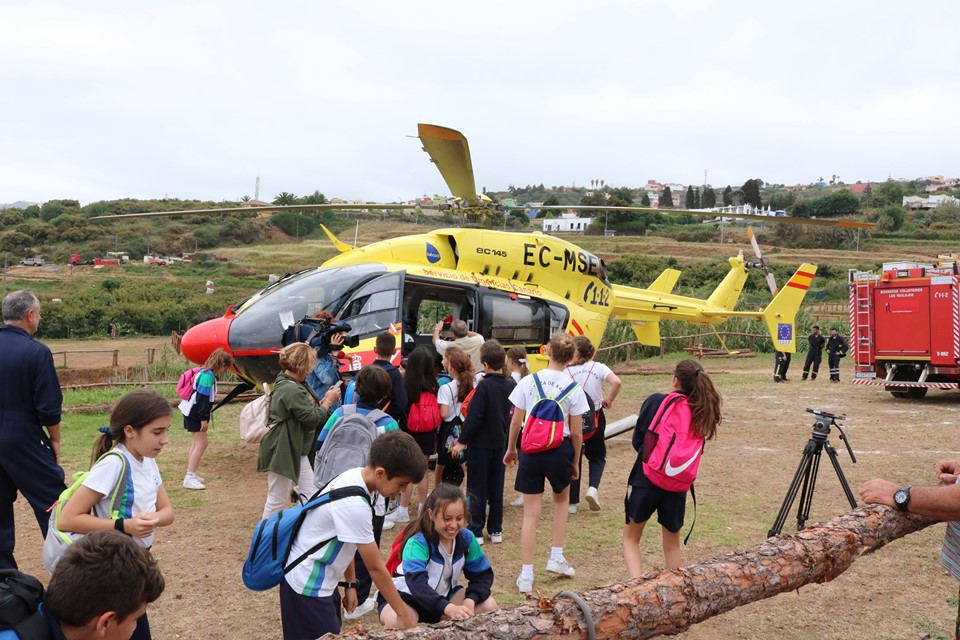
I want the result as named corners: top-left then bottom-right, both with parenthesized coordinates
top-left (0, 569), bottom-right (49, 638)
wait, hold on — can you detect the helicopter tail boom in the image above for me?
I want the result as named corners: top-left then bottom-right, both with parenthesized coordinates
top-left (757, 263), bottom-right (817, 353)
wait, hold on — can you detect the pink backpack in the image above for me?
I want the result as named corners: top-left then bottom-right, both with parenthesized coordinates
top-left (176, 367), bottom-right (202, 401)
top-left (641, 392), bottom-right (703, 492)
top-left (407, 391), bottom-right (441, 433)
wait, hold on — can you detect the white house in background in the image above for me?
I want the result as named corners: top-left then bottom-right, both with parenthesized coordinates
top-left (542, 211), bottom-right (592, 233)
top-left (903, 195), bottom-right (960, 209)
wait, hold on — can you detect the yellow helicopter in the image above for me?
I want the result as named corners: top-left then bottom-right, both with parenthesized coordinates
top-left (97, 124), bottom-right (866, 384)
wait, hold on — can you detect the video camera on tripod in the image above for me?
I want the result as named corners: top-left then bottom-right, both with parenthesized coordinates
top-left (768, 407), bottom-right (858, 537)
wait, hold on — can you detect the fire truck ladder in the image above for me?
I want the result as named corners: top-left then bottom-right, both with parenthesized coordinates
top-left (850, 270), bottom-right (877, 368)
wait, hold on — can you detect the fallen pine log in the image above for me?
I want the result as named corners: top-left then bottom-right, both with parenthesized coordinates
top-left (326, 505), bottom-right (937, 640)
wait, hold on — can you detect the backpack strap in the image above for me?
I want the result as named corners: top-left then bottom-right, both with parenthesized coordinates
top-left (283, 485), bottom-right (372, 575)
top-left (532, 373), bottom-right (546, 401)
top-left (102, 451), bottom-right (132, 519)
top-left (648, 393), bottom-right (684, 434)
top-left (555, 380), bottom-right (580, 404)
top-left (684, 484), bottom-right (697, 545)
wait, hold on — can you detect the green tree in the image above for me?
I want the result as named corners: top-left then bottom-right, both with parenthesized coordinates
top-left (741, 179), bottom-right (762, 208)
top-left (640, 193), bottom-right (651, 206)
top-left (694, 188), bottom-right (701, 209)
top-left (542, 194), bottom-right (560, 207)
top-left (869, 180), bottom-right (910, 207)
top-left (303, 190), bottom-right (328, 205)
top-left (660, 186), bottom-right (674, 208)
top-left (22, 205), bottom-right (40, 218)
top-left (40, 202), bottom-right (64, 222)
top-left (702, 188), bottom-right (716, 208)
top-left (722, 186), bottom-right (733, 206)
top-left (685, 186), bottom-right (695, 209)
top-left (273, 192), bottom-right (298, 206)
top-left (768, 191), bottom-right (796, 210)
top-left (811, 190), bottom-right (860, 217)
top-left (874, 205), bottom-right (905, 232)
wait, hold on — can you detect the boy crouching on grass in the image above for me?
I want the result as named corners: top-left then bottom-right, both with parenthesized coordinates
top-left (280, 431), bottom-right (427, 640)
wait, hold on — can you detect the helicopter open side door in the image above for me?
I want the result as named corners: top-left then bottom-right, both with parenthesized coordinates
top-left (336, 270), bottom-right (405, 345)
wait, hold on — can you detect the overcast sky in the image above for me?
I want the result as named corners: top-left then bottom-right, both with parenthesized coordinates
top-left (2, 1), bottom-right (957, 207)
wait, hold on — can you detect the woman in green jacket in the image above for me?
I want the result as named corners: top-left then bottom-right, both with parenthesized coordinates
top-left (258, 342), bottom-right (341, 519)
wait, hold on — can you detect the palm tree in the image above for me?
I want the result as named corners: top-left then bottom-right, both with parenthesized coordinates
top-left (240, 195), bottom-right (251, 203)
top-left (273, 192), bottom-right (298, 206)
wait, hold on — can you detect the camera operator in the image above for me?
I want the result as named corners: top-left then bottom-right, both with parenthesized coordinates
top-left (433, 319), bottom-right (484, 373)
top-left (305, 317), bottom-right (348, 411)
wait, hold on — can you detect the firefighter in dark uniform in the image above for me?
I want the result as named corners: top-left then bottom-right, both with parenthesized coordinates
top-left (0, 290), bottom-right (65, 570)
top-left (802, 325), bottom-right (826, 380)
top-left (826, 327), bottom-right (848, 383)
top-left (774, 350), bottom-right (791, 382)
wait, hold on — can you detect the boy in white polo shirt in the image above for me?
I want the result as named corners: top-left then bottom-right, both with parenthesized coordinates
top-left (281, 431), bottom-right (427, 639)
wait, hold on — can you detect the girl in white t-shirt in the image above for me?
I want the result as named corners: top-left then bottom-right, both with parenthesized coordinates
top-left (435, 346), bottom-right (473, 487)
top-left (57, 389), bottom-right (174, 640)
top-left (505, 345), bottom-right (530, 506)
top-left (565, 335), bottom-right (623, 513)
top-left (504, 332), bottom-right (588, 595)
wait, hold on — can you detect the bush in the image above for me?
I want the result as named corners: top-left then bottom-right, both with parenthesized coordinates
top-left (271, 212), bottom-right (317, 238)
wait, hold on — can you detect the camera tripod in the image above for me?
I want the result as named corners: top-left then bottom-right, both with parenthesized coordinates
top-left (768, 408), bottom-right (858, 537)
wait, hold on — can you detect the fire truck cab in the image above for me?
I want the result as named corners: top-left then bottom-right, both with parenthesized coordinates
top-left (850, 255), bottom-right (960, 398)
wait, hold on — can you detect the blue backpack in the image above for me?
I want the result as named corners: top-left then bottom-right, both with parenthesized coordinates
top-left (242, 484), bottom-right (371, 591)
top-left (520, 374), bottom-right (579, 454)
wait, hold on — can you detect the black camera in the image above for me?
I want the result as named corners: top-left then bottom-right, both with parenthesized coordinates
top-left (284, 316), bottom-right (361, 354)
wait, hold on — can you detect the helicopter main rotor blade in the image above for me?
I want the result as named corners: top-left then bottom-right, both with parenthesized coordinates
top-left (90, 203), bottom-right (426, 220)
top-left (418, 123), bottom-right (479, 206)
top-left (748, 226), bottom-right (778, 296)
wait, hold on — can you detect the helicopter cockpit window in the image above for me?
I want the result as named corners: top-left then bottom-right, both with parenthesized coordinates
top-left (228, 264), bottom-right (386, 350)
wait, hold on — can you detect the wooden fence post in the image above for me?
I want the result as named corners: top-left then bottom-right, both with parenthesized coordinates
top-left (146, 348), bottom-right (155, 365)
top-left (112, 350), bottom-right (118, 367)
top-left (625, 343), bottom-right (631, 365)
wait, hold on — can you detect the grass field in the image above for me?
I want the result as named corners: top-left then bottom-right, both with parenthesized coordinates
top-left (10, 348), bottom-right (960, 640)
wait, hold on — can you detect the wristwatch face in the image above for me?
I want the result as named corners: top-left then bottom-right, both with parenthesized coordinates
top-left (894, 488), bottom-right (910, 509)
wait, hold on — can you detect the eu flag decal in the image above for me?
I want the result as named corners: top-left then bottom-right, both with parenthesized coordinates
top-left (777, 323), bottom-right (793, 345)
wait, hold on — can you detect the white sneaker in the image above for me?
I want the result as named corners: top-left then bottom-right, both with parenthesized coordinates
top-left (183, 475), bottom-right (206, 490)
top-left (384, 509), bottom-right (410, 526)
top-left (186, 472), bottom-right (205, 483)
top-left (510, 496), bottom-right (524, 507)
top-left (381, 518), bottom-right (395, 531)
top-left (546, 558), bottom-right (576, 577)
top-left (516, 574), bottom-right (534, 593)
top-left (585, 487), bottom-right (601, 511)
top-left (568, 504), bottom-right (578, 514)
top-left (489, 532), bottom-right (503, 544)
top-left (342, 596), bottom-right (376, 620)
top-left (475, 535), bottom-right (484, 546)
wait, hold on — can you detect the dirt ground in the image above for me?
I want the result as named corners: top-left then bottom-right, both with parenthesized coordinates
top-left (11, 350), bottom-right (960, 639)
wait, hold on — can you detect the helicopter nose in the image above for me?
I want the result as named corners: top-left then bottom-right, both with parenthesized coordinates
top-left (180, 316), bottom-right (233, 365)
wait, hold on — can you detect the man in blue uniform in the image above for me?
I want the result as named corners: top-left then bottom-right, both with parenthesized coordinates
top-left (0, 290), bottom-right (65, 570)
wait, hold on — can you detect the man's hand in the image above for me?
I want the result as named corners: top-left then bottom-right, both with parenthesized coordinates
top-left (331, 333), bottom-right (345, 347)
top-left (503, 448), bottom-right (518, 468)
top-left (937, 460), bottom-right (960, 484)
top-left (858, 479), bottom-right (898, 508)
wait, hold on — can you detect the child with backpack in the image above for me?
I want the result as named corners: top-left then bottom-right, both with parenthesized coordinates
top-left (623, 359), bottom-right (722, 578)
top-left (1, 530), bottom-right (165, 640)
top-left (452, 340), bottom-right (515, 544)
top-left (277, 431), bottom-right (427, 638)
top-left (566, 335), bottom-right (622, 514)
top-left (372, 332), bottom-right (408, 430)
top-left (434, 346), bottom-right (474, 489)
top-left (386, 347), bottom-right (441, 528)
top-left (53, 389), bottom-right (175, 640)
top-left (177, 348), bottom-right (234, 490)
top-left (313, 364), bottom-right (398, 619)
top-left (504, 332), bottom-right (588, 593)
top-left (378, 483), bottom-right (497, 628)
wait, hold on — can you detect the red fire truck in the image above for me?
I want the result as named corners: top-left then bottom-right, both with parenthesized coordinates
top-left (849, 256), bottom-right (960, 398)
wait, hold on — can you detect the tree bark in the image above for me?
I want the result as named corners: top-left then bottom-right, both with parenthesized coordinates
top-left (326, 506), bottom-right (937, 640)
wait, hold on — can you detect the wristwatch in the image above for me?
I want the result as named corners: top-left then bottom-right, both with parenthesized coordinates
top-left (893, 486), bottom-right (911, 512)
top-left (338, 581), bottom-right (359, 590)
